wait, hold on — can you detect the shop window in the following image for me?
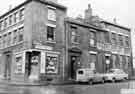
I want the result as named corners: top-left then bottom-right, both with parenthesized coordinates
top-left (48, 8), bottom-right (56, 21)
top-left (89, 31), bottom-right (96, 47)
top-left (19, 8), bottom-right (24, 21)
top-left (46, 53), bottom-right (58, 74)
top-left (18, 27), bottom-right (24, 42)
top-left (119, 35), bottom-right (123, 46)
top-left (47, 26), bottom-right (55, 41)
top-left (112, 55), bottom-right (116, 68)
top-left (15, 54), bottom-right (23, 74)
top-left (71, 26), bottom-right (80, 44)
top-left (89, 54), bottom-right (96, 70)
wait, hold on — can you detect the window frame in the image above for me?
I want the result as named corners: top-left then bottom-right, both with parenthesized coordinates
top-left (45, 52), bottom-right (59, 74)
top-left (46, 24), bottom-right (56, 42)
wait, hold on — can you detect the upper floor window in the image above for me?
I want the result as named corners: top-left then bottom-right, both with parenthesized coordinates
top-left (14, 12), bottom-right (19, 23)
top-left (125, 36), bottom-right (130, 47)
top-left (111, 33), bottom-right (117, 44)
top-left (0, 36), bottom-right (2, 48)
top-left (7, 32), bottom-right (12, 46)
top-left (71, 26), bottom-right (80, 44)
top-left (3, 34), bottom-right (7, 48)
top-left (9, 15), bottom-right (12, 25)
top-left (104, 32), bottom-right (110, 43)
top-left (4, 18), bottom-right (8, 28)
top-left (19, 8), bottom-right (24, 21)
top-left (0, 21), bottom-right (2, 30)
top-left (47, 25), bottom-right (56, 41)
top-left (119, 35), bottom-right (123, 46)
top-left (13, 29), bottom-right (17, 44)
top-left (89, 31), bottom-right (96, 47)
top-left (18, 27), bottom-right (24, 42)
top-left (48, 8), bottom-right (56, 21)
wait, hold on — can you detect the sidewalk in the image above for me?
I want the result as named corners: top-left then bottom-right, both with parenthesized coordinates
top-left (0, 79), bottom-right (76, 86)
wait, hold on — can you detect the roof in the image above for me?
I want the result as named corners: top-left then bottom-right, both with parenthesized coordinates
top-left (65, 17), bottom-right (107, 32)
top-left (0, 0), bottom-right (67, 19)
top-left (101, 20), bottom-right (130, 31)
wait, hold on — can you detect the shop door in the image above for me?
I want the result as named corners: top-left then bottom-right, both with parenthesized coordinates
top-left (70, 56), bottom-right (78, 79)
top-left (25, 51), bottom-right (40, 80)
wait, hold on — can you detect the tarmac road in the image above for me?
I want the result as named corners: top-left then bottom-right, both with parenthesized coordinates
top-left (0, 81), bottom-right (134, 94)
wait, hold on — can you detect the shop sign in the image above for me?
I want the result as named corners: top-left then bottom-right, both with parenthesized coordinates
top-left (35, 45), bottom-right (53, 50)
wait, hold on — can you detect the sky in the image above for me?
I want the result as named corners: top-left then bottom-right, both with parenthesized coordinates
top-left (0, 0), bottom-right (133, 27)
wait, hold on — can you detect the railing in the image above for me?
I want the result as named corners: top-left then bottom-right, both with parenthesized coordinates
top-left (96, 42), bottom-right (131, 56)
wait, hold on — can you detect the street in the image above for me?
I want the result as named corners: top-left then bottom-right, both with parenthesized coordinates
top-left (0, 81), bottom-right (134, 94)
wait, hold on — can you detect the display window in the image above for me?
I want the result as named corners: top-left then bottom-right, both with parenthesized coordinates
top-left (46, 53), bottom-right (58, 74)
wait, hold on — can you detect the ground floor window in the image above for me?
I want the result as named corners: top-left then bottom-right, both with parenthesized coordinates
top-left (15, 53), bottom-right (23, 74)
top-left (46, 53), bottom-right (58, 74)
top-left (89, 54), bottom-right (96, 70)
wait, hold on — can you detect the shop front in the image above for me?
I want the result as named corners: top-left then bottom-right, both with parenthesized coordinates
top-left (13, 49), bottom-right (60, 82)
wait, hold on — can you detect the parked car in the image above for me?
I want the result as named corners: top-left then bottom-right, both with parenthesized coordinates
top-left (103, 68), bottom-right (128, 82)
top-left (76, 68), bottom-right (104, 85)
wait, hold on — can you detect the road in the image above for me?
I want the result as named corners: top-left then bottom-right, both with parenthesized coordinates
top-left (0, 81), bottom-right (134, 94)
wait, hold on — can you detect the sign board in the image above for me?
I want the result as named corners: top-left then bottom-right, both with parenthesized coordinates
top-left (35, 45), bottom-right (53, 50)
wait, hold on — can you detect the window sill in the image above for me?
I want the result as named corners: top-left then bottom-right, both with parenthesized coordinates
top-left (46, 41), bottom-right (56, 44)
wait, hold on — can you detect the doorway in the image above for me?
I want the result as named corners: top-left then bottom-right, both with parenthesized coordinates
top-left (70, 55), bottom-right (79, 79)
top-left (4, 53), bottom-right (12, 80)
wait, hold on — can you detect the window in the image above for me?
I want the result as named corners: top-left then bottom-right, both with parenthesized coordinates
top-left (13, 29), bottom-right (17, 44)
top-left (47, 26), bottom-right (55, 41)
top-left (111, 33), bottom-right (116, 44)
top-left (48, 8), bottom-right (56, 21)
top-left (46, 53), bottom-right (58, 74)
top-left (71, 26), bottom-right (80, 43)
top-left (0, 36), bottom-right (2, 48)
top-left (125, 36), bottom-right (130, 47)
top-left (119, 35), bottom-right (123, 46)
top-left (19, 8), bottom-right (24, 21)
top-left (15, 54), bottom-right (23, 74)
top-left (18, 27), bottom-right (24, 42)
top-left (0, 21), bottom-right (2, 30)
top-left (4, 18), bottom-right (8, 28)
top-left (89, 31), bottom-right (96, 46)
top-left (14, 12), bottom-right (19, 23)
top-left (9, 15), bottom-right (12, 25)
top-left (89, 54), bottom-right (96, 70)
top-left (3, 34), bottom-right (7, 48)
top-left (7, 32), bottom-right (12, 46)
top-left (104, 32), bottom-right (110, 43)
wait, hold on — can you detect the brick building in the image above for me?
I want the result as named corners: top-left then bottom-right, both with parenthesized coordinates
top-left (0, 0), bottom-right (132, 83)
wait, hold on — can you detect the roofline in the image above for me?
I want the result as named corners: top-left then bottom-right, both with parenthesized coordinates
top-left (0, 0), bottom-right (32, 19)
top-left (101, 20), bottom-right (130, 31)
top-left (0, 0), bottom-right (67, 19)
top-left (65, 17), bottom-right (107, 32)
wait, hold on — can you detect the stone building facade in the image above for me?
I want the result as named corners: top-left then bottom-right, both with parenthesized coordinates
top-left (0, 0), bottom-right (132, 83)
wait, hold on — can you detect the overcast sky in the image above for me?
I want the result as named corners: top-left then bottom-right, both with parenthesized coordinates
top-left (0, 0), bottom-right (133, 28)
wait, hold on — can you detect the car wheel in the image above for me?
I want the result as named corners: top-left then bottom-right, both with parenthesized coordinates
top-left (124, 77), bottom-right (128, 81)
top-left (88, 79), bottom-right (93, 85)
top-left (112, 78), bottom-right (116, 83)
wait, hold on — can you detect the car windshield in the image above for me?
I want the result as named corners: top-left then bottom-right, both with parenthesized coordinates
top-left (107, 70), bottom-right (115, 73)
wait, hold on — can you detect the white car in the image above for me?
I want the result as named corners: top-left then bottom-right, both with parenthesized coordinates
top-left (76, 68), bottom-right (104, 84)
top-left (103, 69), bottom-right (128, 82)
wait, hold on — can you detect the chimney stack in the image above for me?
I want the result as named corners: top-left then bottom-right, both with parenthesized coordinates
top-left (85, 4), bottom-right (92, 20)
